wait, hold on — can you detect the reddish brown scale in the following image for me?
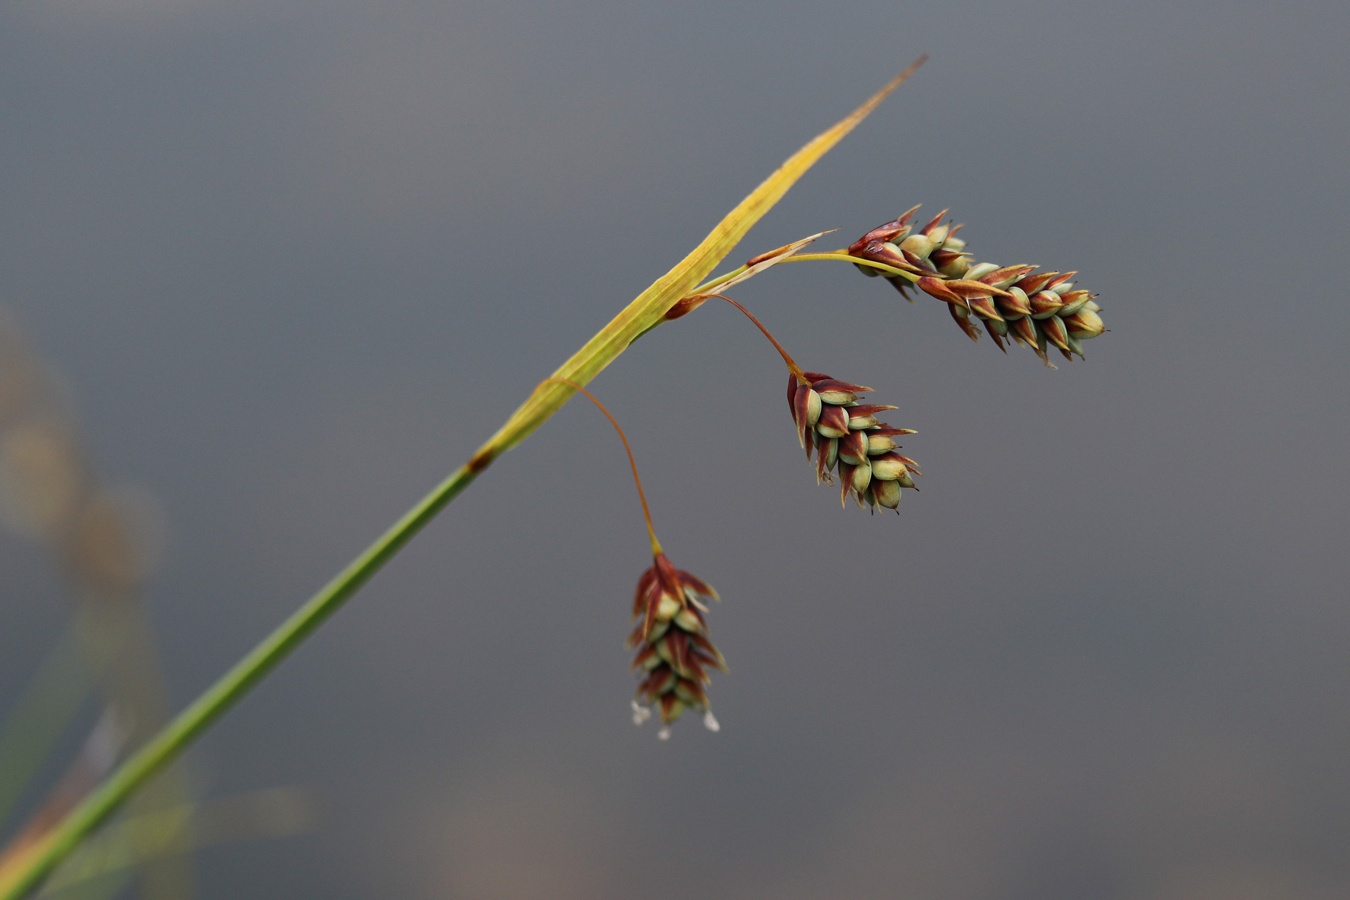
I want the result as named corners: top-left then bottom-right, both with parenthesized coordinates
top-left (919, 208), bottom-right (949, 234)
top-left (996, 291), bottom-right (1033, 318)
top-left (661, 630), bottom-right (686, 674)
top-left (847, 206), bottom-right (922, 254)
top-left (682, 604), bottom-right (709, 629)
top-left (630, 644), bottom-right (658, 671)
top-left (839, 462), bottom-right (858, 506)
top-left (815, 437), bottom-right (836, 483)
top-left (1011, 315), bottom-right (1039, 347)
top-left (1040, 315), bottom-right (1072, 352)
top-left (855, 240), bottom-right (929, 276)
top-left (680, 572), bottom-right (716, 600)
top-left (1029, 291), bottom-right (1064, 317)
top-left (688, 632), bottom-right (726, 668)
top-left (809, 377), bottom-right (872, 396)
top-left (847, 403), bottom-right (897, 421)
top-left (681, 653), bottom-right (708, 685)
top-left (983, 264), bottom-right (1036, 285)
top-left (917, 276), bottom-right (964, 306)
top-left (838, 430), bottom-right (870, 465)
top-left (792, 388), bottom-right (817, 448)
top-left (967, 296), bottom-right (1003, 321)
top-left (632, 569), bottom-right (657, 618)
top-left (930, 248), bottom-right (966, 270)
top-left (945, 279), bottom-right (1012, 300)
top-left (902, 248), bottom-right (938, 273)
top-left (1013, 270), bottom-right (1059, 293)
top-left (641, 592), bottom-right (663, 640)
top-left (815, 405), bottom-right (851, 438)
top-left (640, 670), bottom-right (675, 699)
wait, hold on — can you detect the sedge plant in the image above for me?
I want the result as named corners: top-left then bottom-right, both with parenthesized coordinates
top-left (0, 55), bottom-right (1110, 896)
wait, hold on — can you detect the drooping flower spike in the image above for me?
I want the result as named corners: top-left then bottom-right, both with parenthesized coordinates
top-left (849, 207), bottom-right (1106, 366)
top-left (686, 294), bottom-right (921, 513)
top-left (627, 552), bottom-right (727, 738)
top-left (787, 372), bottom-right (920, 511)
top-left (544, 378), bottom-right (726, 738)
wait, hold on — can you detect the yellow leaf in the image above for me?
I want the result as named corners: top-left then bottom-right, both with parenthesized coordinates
top-left (477, 56), bottom-right (927, 463)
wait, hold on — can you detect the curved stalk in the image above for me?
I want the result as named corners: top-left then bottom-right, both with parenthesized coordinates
top-left (544, 378), bottom-right (663, 556)
top-left (694, 294), bottom-right (807, 382)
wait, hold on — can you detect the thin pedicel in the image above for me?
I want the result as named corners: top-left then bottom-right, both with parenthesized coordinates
top-left (544, 379), bottom-right (726, 740)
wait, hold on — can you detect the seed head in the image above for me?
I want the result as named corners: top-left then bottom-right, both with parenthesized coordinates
top-left (851, 208), bottom-right (1107, 366)
top-left (627, 553), bottom-right (727, 734)
top-left (788, 372), bottom-right (921, 512)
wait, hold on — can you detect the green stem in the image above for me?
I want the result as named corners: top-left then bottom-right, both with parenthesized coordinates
top-left (0, 58), bottom-right (924, 898)
top-left (0, 462), bottom-right (480, 900)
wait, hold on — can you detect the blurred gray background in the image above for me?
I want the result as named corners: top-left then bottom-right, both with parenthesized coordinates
top-left (3, 0), bottom-right (1349, 897)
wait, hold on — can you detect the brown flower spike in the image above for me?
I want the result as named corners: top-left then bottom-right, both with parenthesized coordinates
top-left (627, 553), bottom-right (727, 739)
top-left (789, 371), bottom-right (921, 512)
top-left (541, 378), bottom-right (726, 739)
top-left (850, 206), bottom-right (1106, 366)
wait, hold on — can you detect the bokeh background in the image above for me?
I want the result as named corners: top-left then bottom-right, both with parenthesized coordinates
top-left (3, 0), bottom-right (1350, 897)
